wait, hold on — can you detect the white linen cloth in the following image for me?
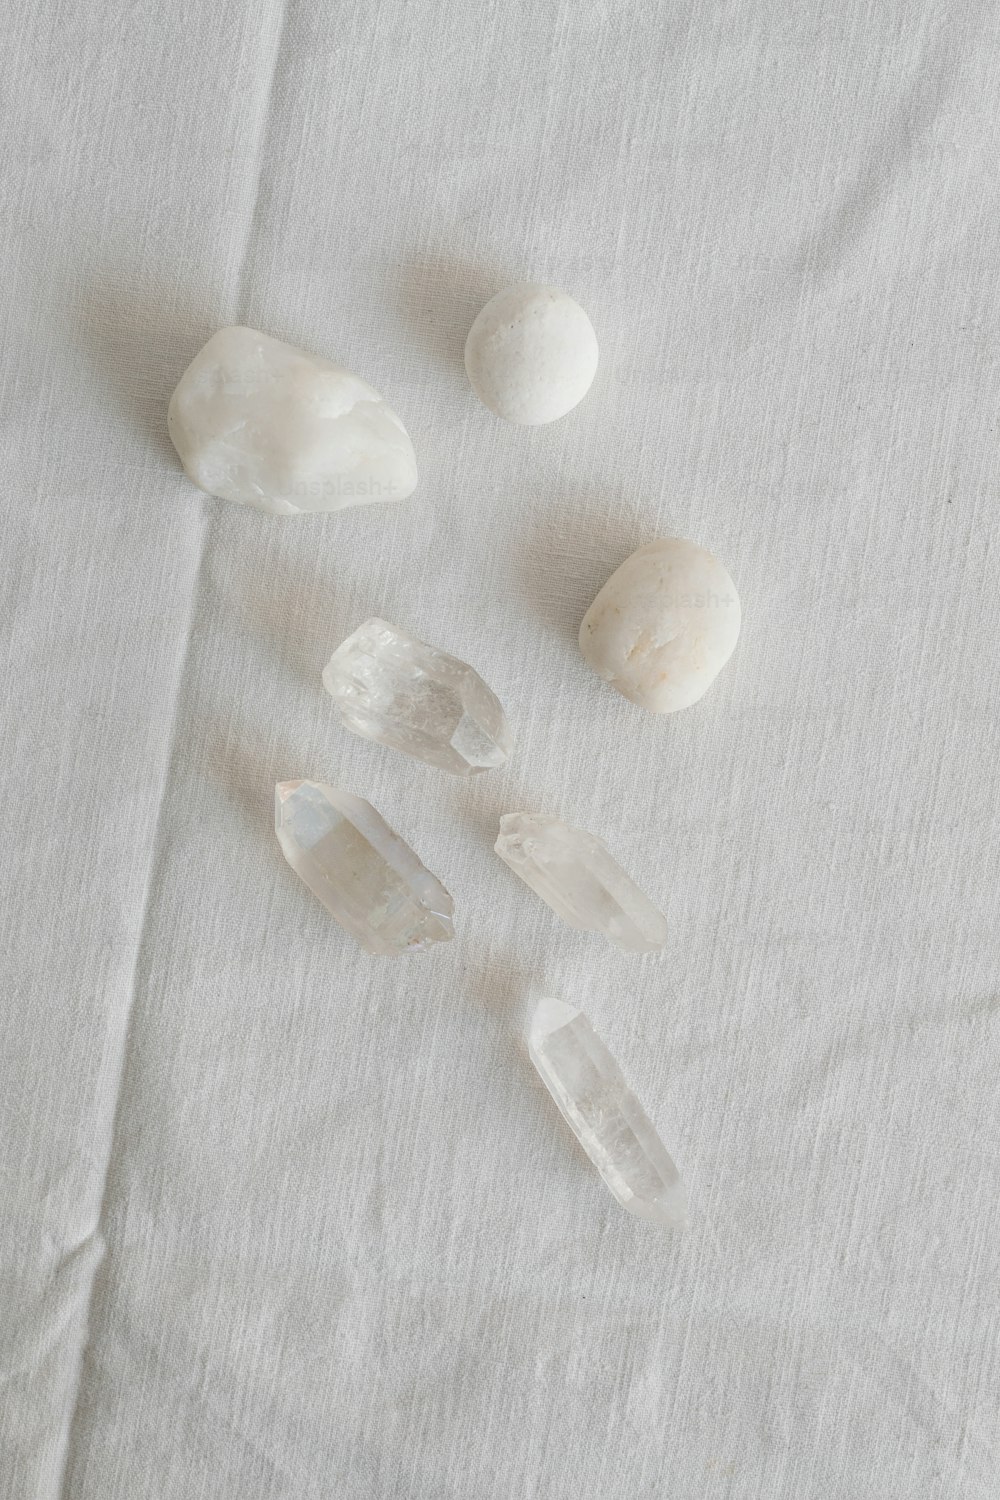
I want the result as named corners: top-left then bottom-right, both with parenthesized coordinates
top-left (2, 0), bottom-right (998, 1494)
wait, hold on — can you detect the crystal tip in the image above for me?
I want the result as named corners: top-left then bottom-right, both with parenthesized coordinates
top-left (626, 1184), bottom-right (689, 1231)
top-left (529, 996), bottom-right (580, 1041)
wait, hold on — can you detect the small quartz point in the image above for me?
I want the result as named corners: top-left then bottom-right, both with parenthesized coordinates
top-left (528, 997), bottom-right (687, 1228)
top-left (495, 813), bottom-right (666, 953)
top-left (275, 780), bottom-right (453, 955)
top-left (323, 618), bottom-right (513, 775)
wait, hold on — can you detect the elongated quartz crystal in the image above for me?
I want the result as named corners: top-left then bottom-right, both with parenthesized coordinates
top-left (275, 780), bottom-right (453, 954)
top-left (323, 619), bottom-right (512, 775)
top-left (528, 997), bottom-right (686, 1227)
top-left (495, 813), bottom-right (666, 952)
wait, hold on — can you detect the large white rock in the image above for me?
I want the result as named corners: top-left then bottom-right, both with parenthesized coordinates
top-left (464, 284), bottom-right (598, 424)
top-left (579, 537), bottom-right (741, 713)
top-left (168, 326), bottom-right (418, 515)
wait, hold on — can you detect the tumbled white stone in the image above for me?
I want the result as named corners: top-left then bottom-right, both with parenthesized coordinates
top-left (275, 780), bottom-right (453, 954)
top-left (528, 997), bottom-right (687, 1228)
top-left (495, 813), bottom-right (666, 953)
top-left (579, 537), bottom-right (741, 713)
top-left (464, 284), bottom-right (598, 424)
top-left (323, 618), bottom-right (512, 775)
top-left (168, 326), bottom-right (418, 515)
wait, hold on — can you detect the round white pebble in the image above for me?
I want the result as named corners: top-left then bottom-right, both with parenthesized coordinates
top-left (464, 284), bottom-right (598, 424)
top-left (579, 538), bottom-right (741, 713)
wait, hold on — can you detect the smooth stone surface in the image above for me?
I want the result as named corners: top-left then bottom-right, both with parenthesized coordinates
top-left (464, 284), bottom-right (598, 424)
top-left (275, 781), bottom-right (453, 954)
top-left (495, 813), bottom-right (666, 953)
top-left (323, 618), bottom-right (512, 775)
top-left (528, 997), bottom-right (687, 1228)
top-left (168, 326), bottom-right (418, 515)
top-left (579, 537), bottom-right (741, 713)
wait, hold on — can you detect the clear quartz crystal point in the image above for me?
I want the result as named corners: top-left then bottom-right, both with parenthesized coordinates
top-left (495, 813), bottom-right (666, 953)
top-left (275, 780), bottom-right (454, 955)
top-left (322, 618), bottom-right (513, 775)
top-left (528, 997), bottom-right (687, 1228)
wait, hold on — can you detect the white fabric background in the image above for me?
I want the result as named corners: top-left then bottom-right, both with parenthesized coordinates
top-left (2, 0), bottom-right (999, 1495)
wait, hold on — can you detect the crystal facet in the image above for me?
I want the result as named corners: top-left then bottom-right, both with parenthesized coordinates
top-left (323, 619), bottom-right (513, 775)
top-left (168, 326), bottom-right (418, 515)
top-left (275, 780), bottom-right (453, 954)
top-left (528, 997), bottom-right (686, 1228)
top-left (495, 813), bottom-right (666, 953)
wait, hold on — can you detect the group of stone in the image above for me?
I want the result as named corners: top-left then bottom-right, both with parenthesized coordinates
top-left (166, 284), bottom-right (743, 1228)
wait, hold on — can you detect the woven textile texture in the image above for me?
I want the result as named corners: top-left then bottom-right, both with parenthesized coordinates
top-left (1, 0), bottom-right (999, 1495)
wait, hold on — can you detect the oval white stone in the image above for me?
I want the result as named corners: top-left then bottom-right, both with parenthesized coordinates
top-left (168, 326), bottom-right (418, 515)
top-left (579, 538), bottom-right (741, 713)
top-left (464, 284), bottom-right (598, 424)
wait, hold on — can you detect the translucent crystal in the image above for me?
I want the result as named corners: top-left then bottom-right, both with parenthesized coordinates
top-left (275, 780), bottom-right (453, 955)
top-left (323, 619), bottom-right (512, 775)
top-left (495, 813), bottom-right (666, 952)
top-left (168, 326), bottom-right (418, 515)
top-left (528, 997), bottom-right (686, 1228)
